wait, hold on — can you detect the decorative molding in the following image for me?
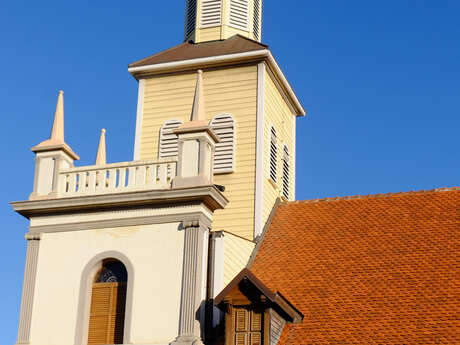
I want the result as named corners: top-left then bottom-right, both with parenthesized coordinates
top-left (29, 202), bottom-right (210, 227)
top-left (128, 50), bottom-right (306, 117)
top-left (133, 79), bottom-right (145, 161)
top-left (254, 62), bottom-right (266, 239)
top-left (30, 211), bottom-right (212, 234)
top-left (11, 185), bottom-right (228, 219)
top-left (24, 233), bottom-right (42, 241)
top-left (16, 235), bottom-right (42, 344)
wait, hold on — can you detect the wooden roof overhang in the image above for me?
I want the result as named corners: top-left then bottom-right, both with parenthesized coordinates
top-left (215, 268), bottom-right (303, 324)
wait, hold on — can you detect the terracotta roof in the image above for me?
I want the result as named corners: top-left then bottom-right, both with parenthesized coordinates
top-left (250, 187), bottom-right (460, 344)
top-left (129, 35), bottom-right (268, 68)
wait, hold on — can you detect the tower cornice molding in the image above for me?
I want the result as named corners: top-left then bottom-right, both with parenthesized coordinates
top-left (128, 49), bottom-right (305, 116)
top-left (11, 185), bottom-right (228, 219)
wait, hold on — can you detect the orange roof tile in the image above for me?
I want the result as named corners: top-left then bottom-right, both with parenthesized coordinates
top-left (250, 187), bottom-right (460, 344)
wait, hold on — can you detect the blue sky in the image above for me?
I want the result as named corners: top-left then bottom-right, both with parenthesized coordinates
top-left (0, 1), bottom-right (459, 342)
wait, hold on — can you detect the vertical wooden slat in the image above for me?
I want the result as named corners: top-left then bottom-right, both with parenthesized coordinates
top-left (88, 282), bottom-right (126, 345)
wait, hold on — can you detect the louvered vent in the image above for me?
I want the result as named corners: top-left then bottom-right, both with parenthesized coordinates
top-left (229, 0), bottom-right (249, 31)
top-left (269, 126), bottom-right (277, 182)
top-left (185, 0), bottom-right (198, 39)
top-left (159, 119), bottom-right (183, 159)
top-left (253, 0), bottom-right (261, 40)
top-left (211, 114), bottom-right (235, 173)
top-left (282, 145), bottom-right (290, 199)
top-left (200, 0), bottom-right (222, 27)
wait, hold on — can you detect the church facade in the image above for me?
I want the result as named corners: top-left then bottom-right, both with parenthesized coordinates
top-left (12, 1), bottom-right (302, 344)
top-left (11, 1), bottom-right (459, 345)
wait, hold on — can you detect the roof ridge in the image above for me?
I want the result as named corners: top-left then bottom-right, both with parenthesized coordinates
top-left (287, 186), bottom-right (460, 205)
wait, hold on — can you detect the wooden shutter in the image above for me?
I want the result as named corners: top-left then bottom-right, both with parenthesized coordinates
top-left (159, 119), bottom-right (183, 159)
top-left (233, 307), bottom-right (263, 345)
top-left (88, 282), bottom-right (126, 345)
top-left (185, 0), bottom-right (198, 39)
top-left (269, 126), bottom-right (277, 183)
top-left (229, 0), bottom-right (249, 31)
top-left (200, 0), bottom-right (223, 27)
top-left (253, 0), bottom-right (262, 40)
top-left (282, 145), bottom-right (290, 199)
top-left (211, 114), bottom-right (235, 173)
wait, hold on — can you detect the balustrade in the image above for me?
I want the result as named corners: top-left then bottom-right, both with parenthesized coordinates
top-left (57, 159), bottom-right (177, 197)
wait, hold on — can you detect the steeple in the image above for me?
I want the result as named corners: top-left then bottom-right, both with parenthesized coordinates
top-left (95, 129), bottom-right (107, 165)
top-left (184, 0), bottom-right (263, 43)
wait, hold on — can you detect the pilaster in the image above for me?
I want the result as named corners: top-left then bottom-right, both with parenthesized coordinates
top-left (173, 216), bottom-right (211, 345)
top-left (16, 233), bottom-right (42, 345)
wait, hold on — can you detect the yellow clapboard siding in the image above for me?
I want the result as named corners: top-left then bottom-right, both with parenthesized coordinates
top-left (140, 65), bottom-right (258, 240)
top-left (262, 70), bottom-right (296, 227)
top-left (223, 232), bottom-right (255, 286)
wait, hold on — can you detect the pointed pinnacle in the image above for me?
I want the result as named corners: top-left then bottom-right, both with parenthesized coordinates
top-left (50, 90), bottom-right (65, 143)
top-left (190, 70), bottom-right (206, 122)
top-left (95, 129), bottom-right (107, 165)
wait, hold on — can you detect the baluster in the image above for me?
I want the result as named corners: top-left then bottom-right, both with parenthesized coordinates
top-left (127, 167), bottom-right (136, 189)
top-left (77, 172), bottom-right (85, 194)
top-left (136, 165), bottom-right (146, 188)
top-left (68, 173), bottom-right (77, 194)
top-left (158, 164), bottom-right (166, 186)
top-left (88, 171), bottom-right (96, 192)
top-left (108, 169), bottom-right (117, 189)
top-left (119, 168), bottom-right (126, 189)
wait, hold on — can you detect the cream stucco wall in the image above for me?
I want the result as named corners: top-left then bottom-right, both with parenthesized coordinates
top-left (29, 223), bottom-right (184, 345)
top-left (139, 65), bottom-right (258, 240)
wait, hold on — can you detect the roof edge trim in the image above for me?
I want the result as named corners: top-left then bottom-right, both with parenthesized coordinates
top-left (128, 50), bottom-right (306, 116)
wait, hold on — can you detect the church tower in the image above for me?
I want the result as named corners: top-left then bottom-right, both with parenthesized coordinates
top-left (130, 0), bottom-right (304, 243)
top-left (11, 2), bottom-right (305, 345)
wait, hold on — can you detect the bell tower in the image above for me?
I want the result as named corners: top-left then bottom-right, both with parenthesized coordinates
top-left (184, 0), bottom-right (263, 43)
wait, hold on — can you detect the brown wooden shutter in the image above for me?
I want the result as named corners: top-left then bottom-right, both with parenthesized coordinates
top-left (233, 307), bottom-right (264, 345)
top-left (88, 282), bottom-right (126, 345)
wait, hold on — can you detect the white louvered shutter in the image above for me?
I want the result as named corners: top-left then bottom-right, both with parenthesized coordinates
top-left (229, 0), bottom-right (249, 31)
top-left (211, 114), bottom-right (235, 173)
top-left (185, 0), bottom-right (198, 39)
top-left (159, 119), bottom-right (183, 159)
top-left (253, 0), bottom-right (261, 40)
top-left (282, 145), bottom-right (290, 199)
top-left (200, 0), bottom-right (222, 28)
top-left (269, 126), bottom-right (277, 182)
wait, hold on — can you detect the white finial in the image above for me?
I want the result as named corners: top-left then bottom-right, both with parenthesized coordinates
top-left (95, 129), bottom-right (107, 165)
top-left (190, 70), bottom-right (206, 123)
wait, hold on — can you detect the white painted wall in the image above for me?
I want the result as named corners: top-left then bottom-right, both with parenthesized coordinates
top-left (29, 223), bottom-right (185, 345)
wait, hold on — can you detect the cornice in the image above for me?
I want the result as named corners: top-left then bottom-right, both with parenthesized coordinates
top-left (11, 185), bottom-right (228, 219)
top-left (128, 49), bottom-right (305, 117)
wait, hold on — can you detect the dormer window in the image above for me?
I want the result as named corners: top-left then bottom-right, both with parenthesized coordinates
top-left (214, 269), bottom-right (303, 345)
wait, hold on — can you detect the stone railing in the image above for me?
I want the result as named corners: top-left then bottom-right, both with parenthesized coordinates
top-left (57, 159), bottom-right (177, 197)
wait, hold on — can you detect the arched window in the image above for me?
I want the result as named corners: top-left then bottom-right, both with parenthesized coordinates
top-left (282, 145), bottom-right (290, 199)
top-left (210, 113), bottom-right (235, 174)
top-left (269, 126), bottom-right (277, 183)
top-left (159, 119), bottom-right (183, 159)
top-left (88, 260), bottom-right (127, 345)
